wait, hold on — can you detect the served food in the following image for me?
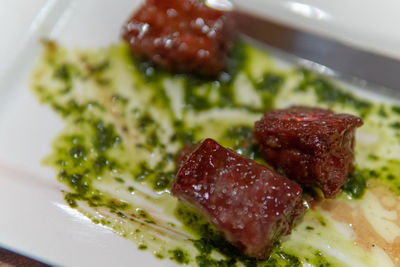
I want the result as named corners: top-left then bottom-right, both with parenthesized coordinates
top-left (122, 0), bottom-right (234, 76)
top-left (31, 0), bottom-right (400, 266)
top-left (254, 106), bottom-right (363, 198)
top-left (172, 138), bottom-right (304, 259)
top-left (124, 0), bottom-right (365, 257)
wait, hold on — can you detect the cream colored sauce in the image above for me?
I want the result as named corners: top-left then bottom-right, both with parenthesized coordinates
top-left (318, 181), bottom-right (400, 266)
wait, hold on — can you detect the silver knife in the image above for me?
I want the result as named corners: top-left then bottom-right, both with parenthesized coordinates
top-left (232, 10), bottom-right (400, 91)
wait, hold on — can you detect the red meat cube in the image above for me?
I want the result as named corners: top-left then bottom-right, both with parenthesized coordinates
top-left (172, 138), bottom-right (304, 259)
top-left (254, 106), bottom-right (363, 198)
top-left (175, 143), bottom-right (199, 173)
top-left (122, 0), bottom-right (234, 77)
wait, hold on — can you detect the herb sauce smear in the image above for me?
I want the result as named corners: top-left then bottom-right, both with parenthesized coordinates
top-left (32, 40), bottom-right (400, 266)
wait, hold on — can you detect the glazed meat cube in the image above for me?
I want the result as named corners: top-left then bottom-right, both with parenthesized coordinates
top-left (122, 0), bottom-right (234, 76)
top-left (254, 106), bottom-right (363, 198)
top-left (172, 138), bottom-right (304, 259)
top-left (175, 143), bottom-right (199, 173)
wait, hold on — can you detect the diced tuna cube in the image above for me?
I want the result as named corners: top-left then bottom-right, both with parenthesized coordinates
top-left (254, 106), bottom-right (363, 198)
top-left (172, 138), bottom-right (304, 259)
top-left (122, 0), bottom-right (234, 77)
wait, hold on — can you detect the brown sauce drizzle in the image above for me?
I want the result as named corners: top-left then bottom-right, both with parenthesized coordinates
top-left (317, 180), bottom-right (400, 266)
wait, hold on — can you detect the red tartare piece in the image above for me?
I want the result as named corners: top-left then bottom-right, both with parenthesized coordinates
top-left (122, 0), bottom-right (234, 76)
top-left (254, 106), bottom-right (363, 198)
top-left (172, 138), bottom-right (304, 259)
top-left (175, 143), bottom-right (199, 173)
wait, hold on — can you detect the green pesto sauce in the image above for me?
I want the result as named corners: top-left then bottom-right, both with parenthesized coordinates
top-left (32, 40), bottom-right (400, 266)
top-left (222, 125), bottom-right (264, 162)
top-left (294, 69), bottom-right (371, 116)
top-left (341, 169), bottom-right (368, 199)
top-left (169, 248), bottom-right (190, 265)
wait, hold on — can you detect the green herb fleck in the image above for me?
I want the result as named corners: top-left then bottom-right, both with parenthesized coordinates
top-left (169, 248), bottom-right (190, 264)
top-left (342, 169), bottom-right (367, 199)
top-left (138, 244), bottom-right (148, 250)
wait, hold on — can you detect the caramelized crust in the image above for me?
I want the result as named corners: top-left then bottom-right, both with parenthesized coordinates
top-left (172, 139), bottom-right (304, 259)
top-left (122, 0), bottom-right (234, 76)
top-left (254, 106), bottom-right (363, 198)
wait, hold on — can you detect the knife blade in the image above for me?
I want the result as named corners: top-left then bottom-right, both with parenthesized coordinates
top-left (232, 10), bottom-right (400, 90)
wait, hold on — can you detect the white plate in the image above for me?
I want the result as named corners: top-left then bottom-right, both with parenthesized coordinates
top-left (0, 0), bottom-right (398, 266)
top-left (0, 0), bottom-right (174, 266)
